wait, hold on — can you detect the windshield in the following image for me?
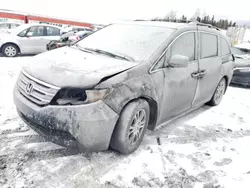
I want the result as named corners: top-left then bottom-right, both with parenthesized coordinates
top-left (9, 24), bottom-right (30, 35)
top-left (76, 24), bottom-right (175, 61)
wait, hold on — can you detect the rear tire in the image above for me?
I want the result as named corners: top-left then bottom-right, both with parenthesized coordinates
top-left (110, 99), bottom-right (150, 155)
top-left (208, 78), bottom-right (226, 106)
top-left (2, 44), bottom-right (19, 57)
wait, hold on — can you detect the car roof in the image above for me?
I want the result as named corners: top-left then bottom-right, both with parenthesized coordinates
top-left (9, 23), bottom-right (61, 34)
top-left (114, 21), bottom-right (189, 29)
top-left (76, 30), bottom-right (91, 34)
top-left (17, 23), bottom-right (61, 30)
top-left (21, 23), bottom-right (61, 29)
top-left (113, 21), bottom-right (225, 36)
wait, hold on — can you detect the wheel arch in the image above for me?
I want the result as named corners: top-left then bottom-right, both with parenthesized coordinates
top-left (1, 42), bottom-right (21, 53)
top-left (116, 96), bottom-right (159, 131)
top-left (222, 75), bottom-right (229, 93)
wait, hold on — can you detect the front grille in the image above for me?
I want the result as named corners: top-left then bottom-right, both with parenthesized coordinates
top-left (17, 70), bottom-right (60, 106)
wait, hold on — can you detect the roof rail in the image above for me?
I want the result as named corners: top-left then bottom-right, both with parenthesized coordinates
top-left (150, 19), bottom-right (193, 23)
top-left (189, 21), bottom-right (220, 31)
top-left (133, 19), bottom-right (221, 31)
top-left (134, 19), bottom-right (193, 23)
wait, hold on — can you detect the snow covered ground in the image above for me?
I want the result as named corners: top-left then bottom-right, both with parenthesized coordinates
top-left (0, 56), bottom-right (250, 188)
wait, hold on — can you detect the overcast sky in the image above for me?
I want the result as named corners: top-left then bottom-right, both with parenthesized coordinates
top-left (1, 0), bottom-right (249, 24)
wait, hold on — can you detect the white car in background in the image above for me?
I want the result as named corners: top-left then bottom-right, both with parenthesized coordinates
top-left (61, 26), bottom-right (93, 34)
top-left (0, 22), bottom-right (22, 34)
top-left (68, 30), bottom-right (92, 40)
top-left (0, 22), bottom-right (21, 30)
top-left (0, 24), bottom-right (62, 57)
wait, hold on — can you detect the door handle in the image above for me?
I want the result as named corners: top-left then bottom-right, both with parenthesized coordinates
top-left (198, 70), bottom-right (206, 78)
top-left (191, 72), bottom-right (200, 78)
top-left (191, 70), bottom-right (206, 79)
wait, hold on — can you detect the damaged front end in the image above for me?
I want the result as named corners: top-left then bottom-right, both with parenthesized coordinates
top-left (13, 43), bottom-right (159, 152)
top-left (14, 79), bottom-right (119, 152)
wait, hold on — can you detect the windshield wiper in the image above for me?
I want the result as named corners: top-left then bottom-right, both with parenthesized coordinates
top-left (71, 44), bottom-right (96, 54)
top-left (83, 47), bottom-right (134, 62)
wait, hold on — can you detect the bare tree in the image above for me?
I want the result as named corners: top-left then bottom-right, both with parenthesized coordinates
top-left (151, 16), bottom-right (161, 20)
top-left (191, 8), bottom-right (201, 21)
top-left (202, 10), bottom-right (207, 20)
top-left (165, 10), bottom-right (177, 21)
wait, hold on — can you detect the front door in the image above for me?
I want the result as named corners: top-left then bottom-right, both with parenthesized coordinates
top-left (158, 31), bottom-right (199, 123)
top-left (17, 26), bottom-right (46, 54)
top-left (192, 31), bottom-right (222, 106)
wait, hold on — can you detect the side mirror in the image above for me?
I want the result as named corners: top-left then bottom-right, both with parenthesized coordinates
top-left (26, 32), bottom-right (33, 37)
top-left (169, 55), bottom-right (189, 68)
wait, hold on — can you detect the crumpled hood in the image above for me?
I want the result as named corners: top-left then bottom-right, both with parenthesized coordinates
top-left (234, 57), bottom-right (250, 68)
top-left (234, 54), bottom-right (250, 60)
top-left (23, 47), bottom-right (138, 88)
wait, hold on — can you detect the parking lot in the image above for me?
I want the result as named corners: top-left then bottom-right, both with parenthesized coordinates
top-left (0, 56), bottom-right (249, 188)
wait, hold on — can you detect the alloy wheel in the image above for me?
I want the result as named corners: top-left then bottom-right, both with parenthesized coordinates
top-left (214, 79), bottom-right (226, 104)
top-left (128, 109), bottom-right (146, 145)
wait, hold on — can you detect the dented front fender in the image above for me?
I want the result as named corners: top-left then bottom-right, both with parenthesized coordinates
top-left (96, 63), bottom-right (162, 130)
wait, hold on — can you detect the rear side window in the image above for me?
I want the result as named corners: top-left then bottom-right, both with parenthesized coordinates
top-left (221, 38), bottom-right (231, 56)
top-left (46, 27), bottom-right (60, 36)
top-left (200, 33), bottom-right (218, 58)
top-left (170, 32), bottom-right (195, 61)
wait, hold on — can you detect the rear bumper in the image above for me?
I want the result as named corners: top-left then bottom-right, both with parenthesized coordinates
top-left (231, 77), bottom-right (250, 86)
top-left (231, 71), bottom-right (250, 86)
top-left (13, 85), bottom-right (119, 152)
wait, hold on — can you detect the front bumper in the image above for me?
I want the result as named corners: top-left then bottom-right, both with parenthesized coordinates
top-left (13, 85), bottom-right (119, 152)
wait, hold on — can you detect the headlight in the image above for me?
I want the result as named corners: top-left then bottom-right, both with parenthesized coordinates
top-left (51, 88), bottom-right (109, 105)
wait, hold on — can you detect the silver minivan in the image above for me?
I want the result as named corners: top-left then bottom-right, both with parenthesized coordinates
top-left (0, 24), bottom-right (61, 57)
top-left (13, 21), bottom-right (234, 154)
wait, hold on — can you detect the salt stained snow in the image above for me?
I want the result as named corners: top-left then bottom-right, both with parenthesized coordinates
top-left (0, 56), bottom-right (250, 188)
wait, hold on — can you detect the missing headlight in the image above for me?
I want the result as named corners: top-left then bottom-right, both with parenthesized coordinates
top-left (50, 88), bottom-right (109, 105)
top-left (50, 88), bottom-right (87, 105)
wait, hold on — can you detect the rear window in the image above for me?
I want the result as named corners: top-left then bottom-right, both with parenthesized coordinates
top-left (46, 27), bottom-right (60, 36)
top-left (221, 38), bottom-right (231, 56)
top-left (200, 33), bottom-right (218, 58)
top-left (77, 24), bottom-right (175, 61)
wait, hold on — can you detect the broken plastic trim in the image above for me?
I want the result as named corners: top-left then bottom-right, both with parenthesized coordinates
top-left (50, 87), bottom-right (109, 105)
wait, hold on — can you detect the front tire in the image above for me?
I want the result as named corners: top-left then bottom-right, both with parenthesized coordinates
top-left (2, 44), bottom-right (18, 57)
top-left (110, 99), bottom-right (150, 155)
top-left (208, 78), bottom-right (226, 106)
